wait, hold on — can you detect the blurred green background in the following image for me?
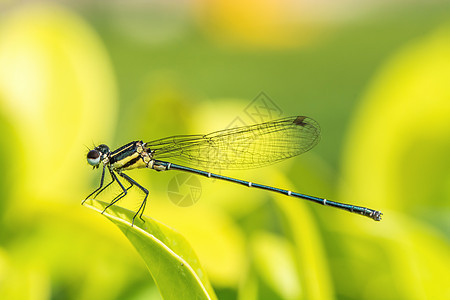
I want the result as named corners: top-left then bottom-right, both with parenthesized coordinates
top-left (0, 0), bottom-right (449, 299)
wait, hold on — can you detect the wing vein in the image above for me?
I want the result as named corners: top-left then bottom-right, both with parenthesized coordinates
top-left (145, 116), bottom-right (320, 170)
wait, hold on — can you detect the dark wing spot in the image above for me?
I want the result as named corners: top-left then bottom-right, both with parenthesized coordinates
top-left (293, 116), bottom-right (307, 126)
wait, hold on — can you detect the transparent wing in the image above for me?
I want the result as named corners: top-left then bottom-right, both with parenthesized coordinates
top-left (145, 116), bottom-right (320, 170)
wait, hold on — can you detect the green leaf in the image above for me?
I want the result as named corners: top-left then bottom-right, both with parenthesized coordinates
top-left (83, 199), bottom-right (217, 300)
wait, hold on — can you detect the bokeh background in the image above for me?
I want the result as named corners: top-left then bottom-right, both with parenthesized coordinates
top-left (0, 0), bottom-right (449, 299)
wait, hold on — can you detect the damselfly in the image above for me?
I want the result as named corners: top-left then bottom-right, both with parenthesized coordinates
top-left (83, 116), bottom-right (382, 225)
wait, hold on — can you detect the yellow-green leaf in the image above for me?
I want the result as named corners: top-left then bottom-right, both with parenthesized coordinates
top-left (83, 199), bottom-right (217, 300)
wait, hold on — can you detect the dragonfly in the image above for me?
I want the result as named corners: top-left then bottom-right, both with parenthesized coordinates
top-left (83, 116), bottom-right (382, 226)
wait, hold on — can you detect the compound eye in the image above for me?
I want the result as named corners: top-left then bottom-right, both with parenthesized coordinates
top-left (87, 150), bottom-right (101, 166)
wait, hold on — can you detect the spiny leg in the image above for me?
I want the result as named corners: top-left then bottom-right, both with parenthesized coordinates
top-left (102, 183), bottom-right (133, 213)
top-left (102, 170), bottom-right (128, 214)
top-left (83, 165), bottom-right (107, 204)
top-left (109, 181), bottom-right (133, 202)
top-left (106, 168), bottom-right (134, 205)
top-left (93, 172), bottom-right (116, 199)
top-left (118, 172), bottom-right (149, 226)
